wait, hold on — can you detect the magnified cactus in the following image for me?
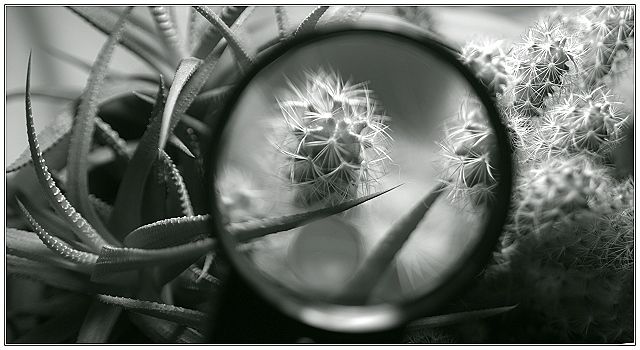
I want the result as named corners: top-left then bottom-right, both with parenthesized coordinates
top-left (274, 68), bottom-right (392, 206)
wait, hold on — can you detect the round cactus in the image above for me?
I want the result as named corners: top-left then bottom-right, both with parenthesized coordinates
top-left (511, 19), bottom-right (580, 117)
top-left (439, 98), bottom-right (499, 207)
top-left (274, 68), bottom-right (392, 206)
top-left (537, 87), bottom-right (628, 158)
top-left (462, 39), bottom-right (513, 97)
top-left (577, 6), bottom-right (635, 87)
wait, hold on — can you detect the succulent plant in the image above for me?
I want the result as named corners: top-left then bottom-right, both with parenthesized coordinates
top-left (438, 5), bottom-right (634, 344)
top-left (274, 67), bottom-right (392, 206)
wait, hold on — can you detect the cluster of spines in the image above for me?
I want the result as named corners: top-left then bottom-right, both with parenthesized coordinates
top-left (577, 6), bottom-right (635, 87)
top-left (511, 19), bottom-right (580, 117)
top-left (534, 87), bottom-right (628, 159)
top-left (438, 98), bottom-right (498, 207)
top-left (276, 68), bottom-right (392, 206)
top-left (461, 39), bottom-right (513, 98)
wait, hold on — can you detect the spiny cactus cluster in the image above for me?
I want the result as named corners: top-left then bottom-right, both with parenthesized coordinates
top-left (275, 68), bottom-right (392, 206)
top-left (438, 5), bottom-right (634, 343)
top-left (577, 6), bottom-right (635, 87)
top-left (439, 98), bottom-right (498, 206)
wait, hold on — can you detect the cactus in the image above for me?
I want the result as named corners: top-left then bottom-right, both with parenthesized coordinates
top-left (275, 68), bottom-right (392, 206)
top-left (577, 6), bottom-right (635, 87)
top-left (440, 5), bottom-right (634, 344)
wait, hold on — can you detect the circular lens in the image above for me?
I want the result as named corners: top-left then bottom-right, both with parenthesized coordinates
top-left (207, 20), bottom-right (511, 333)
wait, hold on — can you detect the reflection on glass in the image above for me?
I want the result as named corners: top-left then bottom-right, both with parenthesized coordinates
top-left (216, 33), bottom-right (500, 305)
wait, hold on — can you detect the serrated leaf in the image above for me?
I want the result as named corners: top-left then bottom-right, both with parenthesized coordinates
top-left (191, 6), bottom-right (247, 59)
top-left (94, 116), bottom-right (131, 163)
top-left (97, 294), bottom-right (208, 331)
top-left (230, 185), bottom-right (400, 242)
top-left (89, 194), bottom-right (113, 224)
top-left (77, 299), bottom-right (123, 343)
top-left (159, 57), bottom-right (202, 150)
top-left (66, 7), bottom-right (131, 245)
top-left (405, 305), bottom-right (518, 332)
top-left (7, 77), bottom-right (157, 174)
top-left (336, 182), bottom-right (448, 304)
top-left (159, 150), bottom-right (195, 217)
top-left (123, 215), bottom-right (210, 249)
top-left (68, 6), bottom-right (172, 77)
top-left (23, 54), bottom-right (111, 253)
top-left (135, 90), bottom-right (212, 138)
top-left (15, 193), bottom-right (77, 243)
top-left (194, 6), bottom-right (255, 72)
top-left (91, 238), bottom-right (216, 281)
top-left (6, 102), bottom-right (75, 173)
top-left (108, 80), bottom-right (166, 239)
top-left (293, 6), bottom-right (330, 37)
top-left (6, 228), bottom-right (85, 273)
top-left (17, 198), bottom-right (98, 269)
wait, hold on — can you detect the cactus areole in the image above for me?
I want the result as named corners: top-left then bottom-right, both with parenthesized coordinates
top-left (205, 14), bottom-right (513, 341)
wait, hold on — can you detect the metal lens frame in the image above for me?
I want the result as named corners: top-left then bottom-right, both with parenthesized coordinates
top-left (205, 15), bottom-right (513, 333)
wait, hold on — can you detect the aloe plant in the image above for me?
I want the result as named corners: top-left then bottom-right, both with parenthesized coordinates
top-left (4, 6), bottom-right (385, 343)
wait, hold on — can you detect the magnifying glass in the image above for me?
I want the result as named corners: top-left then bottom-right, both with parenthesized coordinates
top-left (204, 13), bottom-right (512, 343)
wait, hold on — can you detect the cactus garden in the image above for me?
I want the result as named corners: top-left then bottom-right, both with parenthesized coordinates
top-left (4, 6), bottom-right (634, 344)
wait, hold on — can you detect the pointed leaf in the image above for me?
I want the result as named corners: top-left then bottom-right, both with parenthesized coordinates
top-left (97, 294), bottom-right (208, 331)
top-left (194, 6), bottom-right (255, 71)
top-left (89, 194), bottom-right (113, 224)
top-left (17, 198), bottom-right (98, 269)
top-left (405, 305), bottom-right (518, 332)
top-left (108, 79), bottom-right (166, 239)
top-left (23, 54), bottom-right (110, 253)
top-left (68, 6), bottom-right (172, 77)
top-left (77, 299), bottom-right (123, 343)
top-left (66, 7), bottom-right (131, 245)
top-left (94, 116), bottom-right (131, 163)
top-left (16, 193), bottom-right (78, 243)
top-left (192, 5), bottom-right (247, 59)
top-left (6, 103), bottom-right (75, 173)
top-left (91, 238), bottom-right (216, 280)
top-left (123, 215), bottom-right (210, 249)
top-left (336, 182), bottom-right (448, 304)
top-left (6, 228), bottom-right (85, 273)
top-left (230, 185), bottom-right (400, 242)
top-left (293, 6), bottom-right (330, 37)
top-left (135, 90), bottom-right (212, 137)
top-left (159, 57), bottom-right (202, 150)
top-left (159, 150), bottom-right (195, 217)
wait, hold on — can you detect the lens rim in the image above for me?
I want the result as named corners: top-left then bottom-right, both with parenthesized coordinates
top-left (204, 14), bottom-right (513, 333)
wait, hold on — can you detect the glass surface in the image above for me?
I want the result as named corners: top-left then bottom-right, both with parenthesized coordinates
top-left (215, 33), bottom-right (500, 305)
